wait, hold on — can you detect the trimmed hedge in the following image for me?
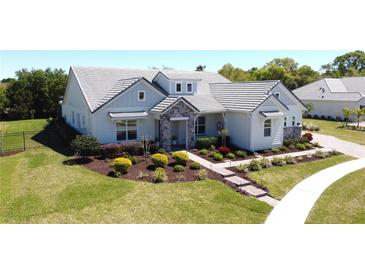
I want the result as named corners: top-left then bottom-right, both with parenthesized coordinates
top-left (151, 153), bottom-right (169, 167)
top-left (196, 137), bottom-right (218, 149)
top-left (172, 151), bottom-right (189, 166)
top-left (113, 157), bottom-right (132, 173)
top-left (70, 135), bottom-right (101, 156)
top-left (100, 142), bottom-right (144, 158)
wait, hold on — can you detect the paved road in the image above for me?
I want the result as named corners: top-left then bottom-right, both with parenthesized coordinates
top-left (311, 133), bottom-right (365, 158)
top-left (265, 158), bottom-right (365, 224)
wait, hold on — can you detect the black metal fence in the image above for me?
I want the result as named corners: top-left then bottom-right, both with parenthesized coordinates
top-left (0, 129), bottom-right (58, 153)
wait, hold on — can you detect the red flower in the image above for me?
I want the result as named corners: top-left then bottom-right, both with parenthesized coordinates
top-left (302, 133), bottom-right (313, 142)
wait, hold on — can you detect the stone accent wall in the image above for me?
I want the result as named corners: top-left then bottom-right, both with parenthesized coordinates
top-left (160, 101), bottom-right (197, 151)
top-left (283, 126), bottom-right (302, 139)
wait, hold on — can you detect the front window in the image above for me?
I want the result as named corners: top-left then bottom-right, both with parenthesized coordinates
top-left (284, 117), bottom-right (287, 127)
top-left (264, 119), bottom-right (271, 137)
top-left (292, 116), bottom-right (295, 126)
top-left (187, 83), bottom-right (193, 92)
top-left (138, 91), bottom-right (145, 101)
top-left (176, 83), bottom-right (182, 92)
top-left (195, 116), bottom-right (206, 135)
top-left (116, 120), bottom-right (137, 141)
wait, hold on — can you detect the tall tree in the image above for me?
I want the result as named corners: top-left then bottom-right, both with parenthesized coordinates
top-left (321, 50), bottom-right (365, 77)
top-left (195, 65), bottom-right (206, 71)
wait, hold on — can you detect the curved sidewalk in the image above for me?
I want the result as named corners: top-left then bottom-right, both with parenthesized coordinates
top-left (265, 158), bottom-right (365, 224)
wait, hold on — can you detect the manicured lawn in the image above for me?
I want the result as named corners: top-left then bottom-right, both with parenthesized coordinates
top-left (0, 119), bottom-right (48, 133)
top-left (247, 155), bottom-right (353, 200)
top-left (304, 118), bottom-right (365, 146)
top-left (306, 168), bottom-right (365, 224)
top-left (0, 119), bottom-right (49, 151)
top-left (0, 147), bottom-right (271, 224)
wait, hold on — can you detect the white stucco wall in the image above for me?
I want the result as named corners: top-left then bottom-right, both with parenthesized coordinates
top-left (225, 112), bottom-right (252, 150)
top-left (61, 69), bottom-right (91, 134)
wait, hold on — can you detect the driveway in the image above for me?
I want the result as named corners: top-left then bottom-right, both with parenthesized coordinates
top-left (265, 158), bottom-right (365, 224)
top-left (311, 133), bottom-right (365, 158)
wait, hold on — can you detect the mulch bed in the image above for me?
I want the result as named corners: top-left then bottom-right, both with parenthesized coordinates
top-left (188, 146), bottom-right (320, 164)
top-left (71, 156), bottom-right (223, 183)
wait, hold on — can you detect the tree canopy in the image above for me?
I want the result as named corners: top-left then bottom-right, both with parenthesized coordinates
top-left (0, 68), bottom-right (68, 120)
top-left (321, 50), bottom-right (365, 77)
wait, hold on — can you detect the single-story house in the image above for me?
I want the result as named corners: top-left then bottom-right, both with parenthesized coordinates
top-left (61, 66), bottom-right (305, 151)
top-left (292, 77), bottom-right (365, 121)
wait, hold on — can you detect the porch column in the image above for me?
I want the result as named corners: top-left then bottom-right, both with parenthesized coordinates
top-left (160, 114), bottom-right (171, 151)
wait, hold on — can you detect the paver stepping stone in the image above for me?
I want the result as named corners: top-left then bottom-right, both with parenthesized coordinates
top-left (258, 195), bottom-right (279, 207)
top-left (238, 185), bottom-right (267, 198)
top-left (213, 168), bottom-right (235, 177)
top-left (225, 176), bottom-right (251, 186)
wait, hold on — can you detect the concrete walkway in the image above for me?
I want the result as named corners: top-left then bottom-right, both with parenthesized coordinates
top-left (265, 158), bottom-right (365, 224)
top-left (311, 133), bottom-right (365, 159)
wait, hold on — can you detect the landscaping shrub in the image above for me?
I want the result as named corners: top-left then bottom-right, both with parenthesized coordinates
top-left (283, 155), bottom-right (296, 165)
top-left (235, 150), bottom-right (247, 158)
top-left (151, 153), bottom-right (169, 167)
top-left (100, 144), bottom-right (122, 158)
top-left (302, 132), bottom-right (313, 142)
top-left (112, 157), bottom-right (132, 174)
top-left (128, 155), bottom-right (139, 165)
top-left (303, 122), bottom-right (320, 131)
top-left (158, 148), bottom-right (167, 155)
top-left (196, 137), bottom-right (217, 149)
top-left (247, 159), bottom-right (262, 171)
top-left (218, 146), bottom-right (231, 155)
top-left (212, 152), bottom-right (223, 161)
top-left (304, 143), bottom-right (313, 149)
top-left (260, 158), bottom-right (272, 168)
top-left (330, 149), bottom-right (340, 155)
top-left (199, 149), bottom-right (208, 155)
top-left (271, 157), bottom-right (286, 166)
top-left (121, 142), bottom-right (143, 156)
top-left (314, 150), bottom-right (327, 159)
top-left (172, 151), bottom-right (189, 166)
top-left (190, 162), bottom-right (201, 170)
top-left (173, 164), bottom-right (185, 173)
top-left (152, 167), bottom-right (168, 183)
top-left (217, 135), bottom-right (231, 147)
top-left (196, 169), bottom-right (208, 180)
top-left (271, 147), bottom-right (280, 153)
top-left (312, 141), bottom-right (320, 147)
top-left (279, 145), bottom-right (288, 152)
top-left (70, 135), bottom-right (101, 156)
top-left (295, 143), bottom-right (307, 150)
top-left (209, 145), bottom-right (216, 151)
top-left (226, 152), bottom-right (235, 159)
top-left (283, 137), bottom-right (309, 146)
top-left (236, 163), bottom-right (248, 173)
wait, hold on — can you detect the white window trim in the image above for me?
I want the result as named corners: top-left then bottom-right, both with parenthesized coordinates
top-left (186, 82), bottom-right (193, 93)
top-left (138, 90), bottom-right (145, 101)
top-left (176, 82), bottom-right (182, 93)
top-left (264, 119), bottom-right (271, 137)
top-left (284, 116), bottom-right (287, 127)
top-left (292, 116), bottom-right (296, 126)
top-left (116, 120), bottom-right (138, 142)
top-left (195, 116), bottom-right (206, 135)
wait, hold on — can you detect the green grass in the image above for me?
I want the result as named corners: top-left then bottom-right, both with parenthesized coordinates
top-left (304, 118), bottom-right (365, 145)
top-left (0, 119), bottom-right (48, 133)
top-left (0, 119), bottom-right (49, 151)
top-left (306, 168), bottom-right (365, 224)
top-left (247, 155), bottom-right (353, 200)
top-left (0, 147), bottom-right (271, 224)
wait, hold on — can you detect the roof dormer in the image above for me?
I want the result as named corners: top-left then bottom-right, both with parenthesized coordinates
top-left (152, 71), bottom-right (200, 95)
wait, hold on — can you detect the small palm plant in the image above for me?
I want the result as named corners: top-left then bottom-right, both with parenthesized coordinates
top-left (352, 108), bottom-right (365, 128)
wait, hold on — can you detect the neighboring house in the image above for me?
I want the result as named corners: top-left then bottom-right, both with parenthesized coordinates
top-left (293, 77), bottom-right (365, 121)
top-left (62, 66), bottom-right (305, 151)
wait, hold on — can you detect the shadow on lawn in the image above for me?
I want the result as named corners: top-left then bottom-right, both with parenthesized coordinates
top-left (31, 126), bottom-right (73, 157)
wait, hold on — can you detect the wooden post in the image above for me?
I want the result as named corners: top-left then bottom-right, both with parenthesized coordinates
top-left (23, 131), bottom-right (26, 150)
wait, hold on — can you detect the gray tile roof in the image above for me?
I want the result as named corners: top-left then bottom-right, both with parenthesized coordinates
top-left (293, 77), bottom-right (365, 102)
top-left (150, 97), bottom-right (180, 113)
top-left (210, 81), bottom-right (280, 111)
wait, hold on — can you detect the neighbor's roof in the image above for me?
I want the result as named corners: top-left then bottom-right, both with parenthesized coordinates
top-left (210, 81), bottom-right (281, 111)
top-left (293, 77), bottom-right (365, 102)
